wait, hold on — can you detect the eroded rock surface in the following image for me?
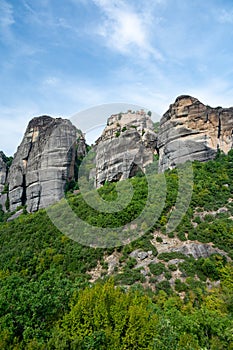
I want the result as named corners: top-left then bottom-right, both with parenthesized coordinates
top-left (7, 116), bottom-right (84, 212)
top-left (94, 110), bottom-right (157, 187)
top-left (158, 95), bottom-right (233, 171)
top-left (152, 233), bottom-right (230, 260)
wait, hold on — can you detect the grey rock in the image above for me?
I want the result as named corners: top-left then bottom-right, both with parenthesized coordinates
top-left (7, 116), bottom-right (85, 212)
top-left (137, 251), bottom-right (148, 260)
top-left (140, 269), bottom-right (148, 276)
top-left (217, 207), bottom-right (228, 213)
top-left (170, 242), bottom-right (228, 259)
top-left (168, 259), bottom-right (185, 265)
top-left (158, 95), bottom-right (233, 171)
top-left (0, 193), bottom-right (7, 211)
top-left (7, 209), bottom-right (24, 222)
top-left (129, 249), bottom-right (141, 259)
top-left (94, 110), bottom-right (157, 187)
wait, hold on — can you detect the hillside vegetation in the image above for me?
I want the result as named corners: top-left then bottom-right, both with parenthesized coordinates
top-left (0, 151), bottom-right (233, 349)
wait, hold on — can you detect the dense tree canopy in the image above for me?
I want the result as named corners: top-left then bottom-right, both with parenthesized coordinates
top-left (0, 152), bottom-right (233, 348)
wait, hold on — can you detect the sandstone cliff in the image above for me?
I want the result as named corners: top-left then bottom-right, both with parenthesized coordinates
top-left (94, 110), bottom-right (157, 187)
top-left (7, 116), bottom-right (85, 212)
top-left (158, 95), bottom-right (233, 171)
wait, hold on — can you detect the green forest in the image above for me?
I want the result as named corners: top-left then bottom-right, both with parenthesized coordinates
top-left (0, 151), bottom-right (233, 349)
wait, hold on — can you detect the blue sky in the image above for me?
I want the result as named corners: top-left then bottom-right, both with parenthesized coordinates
top-left (1, 0), bottom-right (233, 154)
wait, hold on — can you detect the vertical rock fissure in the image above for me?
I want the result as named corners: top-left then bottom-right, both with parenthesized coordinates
top-left (218, 114), bottom-right (221, 139)
top-left (21, 174), bottom-right (27, 206)
top-left (36, 187), bottom-right (41, 211)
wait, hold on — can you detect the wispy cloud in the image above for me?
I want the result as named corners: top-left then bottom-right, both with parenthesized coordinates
top-left (0, 0), bottom-right (14, 41)
top-left (22, 0), bottom-right (76, 32)
top-left (92, 0), bottom-right (163, 60)
top-left (218, 9), bottom-right (233, 24)
top-left (41, 75), bottom-right (108, 113)
top-left (1, 0), bottom-right (233, 155)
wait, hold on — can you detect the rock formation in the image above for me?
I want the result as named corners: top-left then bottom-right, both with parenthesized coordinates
top-left (158, 95), bottom-right (233, 171)
top-left (94, 110), bottom-right (157, 187)
top-left (7, 116), bottom-right (85, 212)
top-left (2, 95), bottom-right (233, 213)
top-left (93, 96), bottom-right (233, 186)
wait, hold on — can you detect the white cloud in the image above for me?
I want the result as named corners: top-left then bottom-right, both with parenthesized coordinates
top-left (93, 0), bottom-right (162, 60)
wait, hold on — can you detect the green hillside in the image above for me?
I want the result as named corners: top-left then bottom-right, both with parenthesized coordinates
top-left (0, 152), bottom-right (233, 349)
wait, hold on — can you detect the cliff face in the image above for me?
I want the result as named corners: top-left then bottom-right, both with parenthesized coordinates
top-left (2, 95), bottom-right (233, 213)
top-left (158, 95), bottom-right (233, 171)
top-left (94, 110), bottom-right (157, 187)
top-left (7, 116), bottom-right (84, 212)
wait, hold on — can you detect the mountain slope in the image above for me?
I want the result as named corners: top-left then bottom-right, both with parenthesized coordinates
top-left (0, 152), bottom-right (233, 348)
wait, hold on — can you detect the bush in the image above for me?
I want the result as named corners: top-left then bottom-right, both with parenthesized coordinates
top-left (149, 262), bottom-right (167, 276)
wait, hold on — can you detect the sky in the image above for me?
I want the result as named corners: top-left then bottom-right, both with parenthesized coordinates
top-left (1, 0), bottom-right (233, 154)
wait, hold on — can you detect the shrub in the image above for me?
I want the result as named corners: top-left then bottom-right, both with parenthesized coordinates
top-left (149, 262), bottom-right (167, 276)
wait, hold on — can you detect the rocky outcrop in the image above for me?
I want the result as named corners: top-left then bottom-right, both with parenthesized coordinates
top-left (94, 110), bottom-right (157, 187)
top-left (167, 242), bottom-right (229, 260)
top-left (158, 95), bottom-right (233, 171)
top-left (7, 116), bottom-right (85, 212)
top-left (2, 95), bottom-right (233, 213)
top-left (93, 96), bottom-right (233, 185)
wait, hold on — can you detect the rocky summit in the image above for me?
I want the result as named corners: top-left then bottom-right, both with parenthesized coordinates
top-left (158, 95), bottom-right (233, 171)
top-left (94, 110), bottom-right (157, 187)
top-left (6, 116), bottom-right (85, 212)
